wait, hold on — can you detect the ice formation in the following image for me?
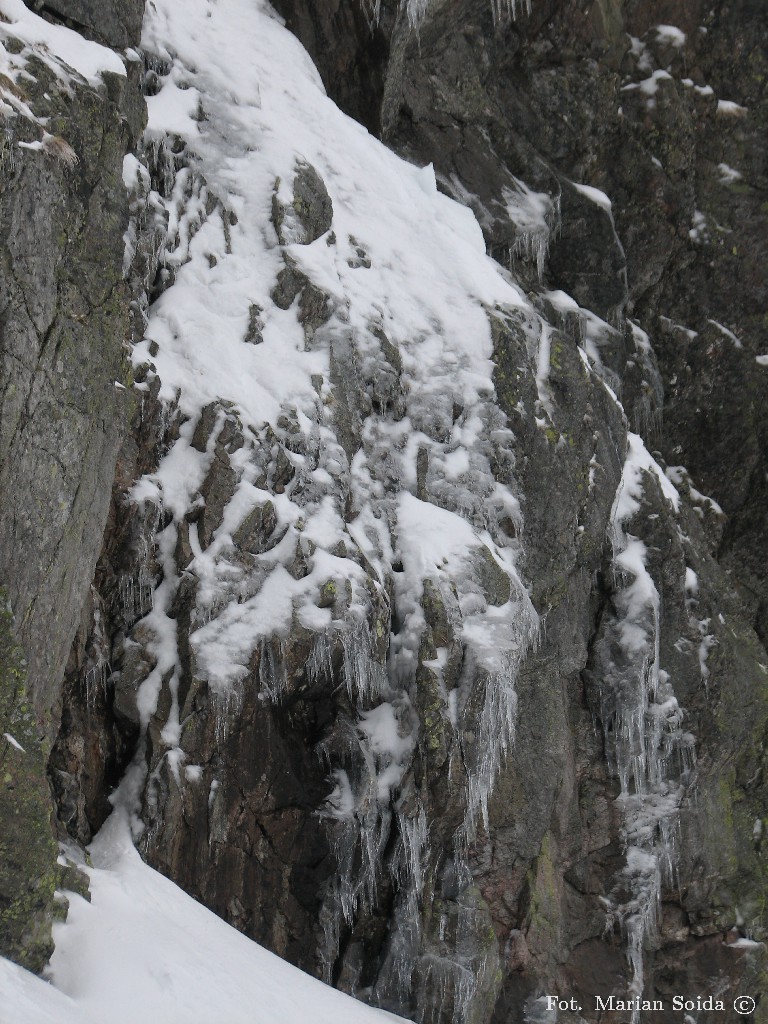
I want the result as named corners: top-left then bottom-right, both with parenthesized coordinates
top-left (504, 180), bottom-right (561, 280)
top-left (361, 0), bottom-right (533, 30)
top-left (598, 434), bottom-right (695, 1015)
top-left (106, 0), bottom-right (546, 1019)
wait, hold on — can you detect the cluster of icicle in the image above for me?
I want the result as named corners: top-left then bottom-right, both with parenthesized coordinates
top-left (361, 0), bottom-right (532, 29)
top-left (502, 181), bottom-right (561, 281)
top-left (598, 438), bottom-right (696, 1021)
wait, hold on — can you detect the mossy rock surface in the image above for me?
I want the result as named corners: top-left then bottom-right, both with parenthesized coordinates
top-left (0, 593), bottom-right (58, 972)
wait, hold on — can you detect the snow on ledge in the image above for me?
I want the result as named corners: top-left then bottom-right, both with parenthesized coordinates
top-left (655, 25), bottom-right (686, 48)
top-left (716, 99), bottom-right (748, 117)
top-left (0, 0), bottom-right (126, 84)
top-left (571, 181), bottom-right (612, 212)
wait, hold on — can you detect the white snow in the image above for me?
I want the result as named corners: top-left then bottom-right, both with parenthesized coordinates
top-left (0, 0), bottom-right (125, 83)
top-left (716, 99), bottom-right (748, 117)
top-left (358, 702), bottom-right (416, 801)
top-left (717, 162), bottom-right (743, 184)
top-left (572, 181), bottom-right (613, 211)
top-left (655, 25), bottom-right (686, 48)
top-left (628, 36), bottom-right (653, 74)
top-left (689, 209), bottom-right (709, 243)
top-left (659, 316), bottom-right (698, 340)
top-left (0, 957), bottom-right (85, 1024)
top-left (2, 732), bottom-right (25, 753)
top-left (543, 289), bottom-right (579, 313)
top-left (628, 69), bottom-right (673, 97)
top-left (681, 79), bottom-right (715, 97)
top-left (665, 465), bottom-right (724, 516)
top-left (615, 432), bottom-right (680, 518)
top-left (125, 0), bottom-right (540, 754)
top-left (0, 0), bottom-right (126, 162)
top-left (396, 492), bottom-right (483, 582)
top-left (707, 319), bottom-right (743, 348)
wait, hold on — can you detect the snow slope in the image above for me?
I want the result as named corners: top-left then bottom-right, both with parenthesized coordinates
top-left (1, 812), bottom-right (410, 1024)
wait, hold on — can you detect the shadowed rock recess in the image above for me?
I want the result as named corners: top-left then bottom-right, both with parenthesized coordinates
top-left (1, 0), bottom-right (767, 1021)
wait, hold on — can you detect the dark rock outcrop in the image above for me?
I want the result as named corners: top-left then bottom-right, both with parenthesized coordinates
top-left (0, 17), bottom-right (145, 967)
top-left (32, 0), bottom-right (145, 48)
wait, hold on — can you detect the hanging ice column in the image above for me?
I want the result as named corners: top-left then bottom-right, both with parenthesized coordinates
top-left (362, 0), bottom-right (533, 29)
top-left (504, 180), bottom-right (561, 281)
top-left (596, 433), bottom-right (696, 1016)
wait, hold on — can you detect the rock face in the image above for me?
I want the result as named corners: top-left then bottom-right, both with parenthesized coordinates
top-left (266, 1), bottom-right (768, 1017)
top-left (31, 0), bottom-right (145, 48)
top-left (0, 11), bottom-right (144, 968)
top-left (1, 0), bottom-right (767, 1022)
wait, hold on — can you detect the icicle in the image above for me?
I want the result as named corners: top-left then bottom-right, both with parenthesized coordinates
top-left (395, 805), bottom-right (429, 896)
top-left (211, 682), bottom-right (244, 747)
top-left (456, 597), bottom-right (539, 849)
top-left (507, 185), bottom-right (560, 281)
top-left (318, 771), bottom-right (393, 974)
top-left (418, 955), bottom-right (479, 1024)
top-left (84, 658), bottom-right (110, 711)
top-left (306, 620), bottom-right (388, 705)
top-left (363, 0), bottom-right (533, 30)
top-left (493, 0), bottom-right (533, 18)
top-left (596, 435), bottom-right (696, 1014)
top-left (119, 570), bottom-right (155, 626)
top-left (511, 230), bottom-right (550, 281)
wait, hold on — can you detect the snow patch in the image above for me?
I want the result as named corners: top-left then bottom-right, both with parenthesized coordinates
top-left (707, 319), bottom-right (742, 348)
top-left (717, 99), bottom-right (748, 117)
top-left (2, 732), bottom-right (25, 753)
top-left (717, 163), bottom-right (742, 184)
top-left (572, 181), bottom-right (612, 212)
top-left (655, 25), bottom-right (686, 48)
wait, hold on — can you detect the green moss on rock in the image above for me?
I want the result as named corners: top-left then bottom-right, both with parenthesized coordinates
top-left (0, 591), bottom-right (58, 972)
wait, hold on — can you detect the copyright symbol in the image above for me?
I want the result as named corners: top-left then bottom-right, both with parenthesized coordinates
top-left (734, 995), bottom-right (756, 1015)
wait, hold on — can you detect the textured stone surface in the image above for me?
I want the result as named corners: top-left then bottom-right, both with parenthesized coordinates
top-left (31, 0), bottom-right (145, 48)
top-left (0, 59), bottom-right (143, 737)
top-left (0, 24), bottom-right (145, 967)
top-left (0, 595), bottom-right (57, 972)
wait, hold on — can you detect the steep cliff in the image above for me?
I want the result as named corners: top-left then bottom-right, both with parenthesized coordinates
top-left (1, 1), bottom-right (767, 1023)
top-left (0, 0), bottom-right (144, 970)
top-left (269, 1), bottom-right (768, 1018)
